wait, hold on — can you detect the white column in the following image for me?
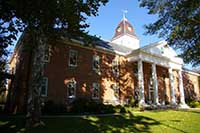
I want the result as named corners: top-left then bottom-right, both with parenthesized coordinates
top-left (178, 70), bottom-right (189, 108)
top-left (138, 60), bottom-right (145, 105)
top-left (178, 70), bottom-right (188, 103)
top-left (152, 63), bottom-right (159, 105)
top-left (168, 68), bottom-right (176, 105)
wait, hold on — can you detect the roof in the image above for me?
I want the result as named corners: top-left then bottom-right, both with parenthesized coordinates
top-left (111, 18), bottom-right (138, 41)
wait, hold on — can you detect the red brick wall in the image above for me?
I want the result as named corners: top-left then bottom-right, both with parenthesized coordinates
top-left (183, 71), bottom-right (200, 101)
top-left (8, 38), bottom-right (200, 112)
top-left (44, 41), bottom-right (135, 105)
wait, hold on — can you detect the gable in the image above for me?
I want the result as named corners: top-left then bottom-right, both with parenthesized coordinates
top-left (141, 40), bottom-right (178, 58)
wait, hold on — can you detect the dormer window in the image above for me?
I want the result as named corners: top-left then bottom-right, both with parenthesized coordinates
top-left (93, 55), bottom-right (100, 71)
top-left (68, 50), bottom-right (78, 67)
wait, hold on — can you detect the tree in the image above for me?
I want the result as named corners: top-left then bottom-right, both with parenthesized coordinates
top-left (139, 0), bottom-right (200, 66)
top-left (0, 0), bottom-right (108, 128)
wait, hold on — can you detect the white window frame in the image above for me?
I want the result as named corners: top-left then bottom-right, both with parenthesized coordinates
top-left (112, 60), bottom-right (119, 76)
top-left (40, 77), bottom-right (48, 97)
top-left (111, 83), bottom-right (120, 98)
top-left (92, 82), bottom-right (100, 99)
top-left (43, 45), bottom-right (51, 63)
top-left (67, 79), bottom-right (76, 99)
top-left (92, 55), bottom-right (100, 71)
top-left (68, 50), bottom-right (78, 67)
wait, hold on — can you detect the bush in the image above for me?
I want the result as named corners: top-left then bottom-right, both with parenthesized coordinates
top-left (42, 98), bottom-right (132, 115)
top-left (69, 98), bottom-right (128, 114)
top-left (41, 100), bottom-right (67, 115)
top-left (189, 101), bottom-right (200, 108)
top-left (128, 97), bottom-right (138, 107)
top-left (69, 98), bottom-right (99, 113)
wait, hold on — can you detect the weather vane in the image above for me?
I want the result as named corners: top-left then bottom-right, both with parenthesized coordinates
top-left (122, 9), bottom-right (128, 19)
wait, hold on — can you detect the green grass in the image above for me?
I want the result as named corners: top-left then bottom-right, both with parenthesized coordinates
top-left (1, 109), bottom-right (200, 133)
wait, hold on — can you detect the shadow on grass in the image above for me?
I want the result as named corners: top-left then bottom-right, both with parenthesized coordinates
top-left (0, 116), bottom-right (26, 133)
top-left (0, 110), bottom-right (194, 133)
top-left (0, 113), bottom-right (160, 133)
top-left (29, 112), bottom-right (161, 133)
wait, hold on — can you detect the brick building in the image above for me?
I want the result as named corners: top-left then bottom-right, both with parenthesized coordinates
top-left (6, 17), bottom-right (200, 112)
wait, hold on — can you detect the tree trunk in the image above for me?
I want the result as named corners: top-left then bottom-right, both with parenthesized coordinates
top-left (25, 30), bottom-right (47, 129)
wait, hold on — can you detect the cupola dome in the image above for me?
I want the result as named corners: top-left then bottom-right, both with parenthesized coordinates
top-left (111, 17), bottom-right (140, 50)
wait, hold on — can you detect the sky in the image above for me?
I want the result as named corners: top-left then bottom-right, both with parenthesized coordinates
top-left (85, 0), bottom-right (162, 47)
top-left (9, 0), bottom-right (161, 59)
top-left (8, 0), bottom-right (198, 69)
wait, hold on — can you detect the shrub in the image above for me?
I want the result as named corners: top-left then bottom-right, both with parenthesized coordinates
top-left (41, 100), bottom-right (67, 114)
top-left (69, 98), bottom-right (128, 114)
top-left (128, 97), bottom-right (138, 107)
top-left (189, 101), bottom-right (200, 108)
top-left (69, 98), bottom-right (99, 113)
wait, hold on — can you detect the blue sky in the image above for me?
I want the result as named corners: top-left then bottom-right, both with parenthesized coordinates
top-left (86, 0), bottom-right (162, 47)
top-left (9, 0), bottom-right (161, 56)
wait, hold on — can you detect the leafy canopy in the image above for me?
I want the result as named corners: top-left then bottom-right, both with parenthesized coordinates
top-left (0, 0), bottom-right (108, 68)
top-left (0, 0), bottom-right (108, 91)
top-left (139, 0), bottom-right (200, 66)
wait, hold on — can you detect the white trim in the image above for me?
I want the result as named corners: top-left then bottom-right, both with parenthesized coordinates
top-left (41, 77), bottom-right (48, 97)
top-left (92, 55), bottom-right (100, 71)
top-left (43, 45), bottom-right (51, 63)
top-left (92, 82), bottom-right (100, 99)
top-left (68, 49), bottom-right (78, 67)
top-left (127, 49), bottom-right (183, 70)
top-left (183, 69), bottom-right (200, 76)
top-left (67, 80), bottom-right (77, 99)
top-left (112, 59), bottom-right (119, 77)
top-left (140, 40), bottom-right (167, 50)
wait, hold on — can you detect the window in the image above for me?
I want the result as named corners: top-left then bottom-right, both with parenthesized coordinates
top-left (111, 83), bottom-right (120, 98)
top-left (67, 79), bottom-right (76, 99)
top-left (92, 55), bottom-right (100, 71)
top-left (92, 83), bottom-right (100, 99)
top-left (44, 45), bottom-right (51, 62)
top-left (133, 63), bottom-right (138, 77)
top-left (40, 77), bottom-right (48, 97)
top-left (68, 50), bottom-right (78, 67)
top-left (112, 60), bottom-right (119, 76)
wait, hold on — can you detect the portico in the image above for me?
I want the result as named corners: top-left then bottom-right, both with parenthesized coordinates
top-left (127, 40), bottom-right (189, 108)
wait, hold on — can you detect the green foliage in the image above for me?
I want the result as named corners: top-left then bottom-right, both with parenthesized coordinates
top-left (42, 98), bottom-right (129, 115)
top-left (128, 96), bottom-right (138, 107)
top-left (139, 0), bottom-right (200, 66)
top-left (0, 0), bottom-right (109, 83)
top-left (69, 98), bottom-right (119, 114)
top-left (188, 101), bottom-right (200, 108)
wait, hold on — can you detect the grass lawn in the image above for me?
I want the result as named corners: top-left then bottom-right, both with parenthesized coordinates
top-left (0, 109), bottom-right (200, 133)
